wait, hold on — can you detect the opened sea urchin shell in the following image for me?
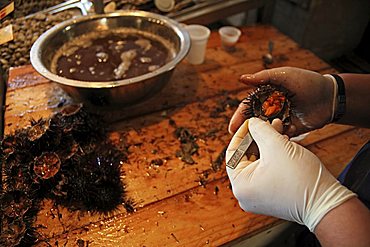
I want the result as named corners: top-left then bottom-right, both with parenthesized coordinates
top-left (243, 84), bottom-right (292, 124)
top-left (33, 152), bottom-right (61, 179)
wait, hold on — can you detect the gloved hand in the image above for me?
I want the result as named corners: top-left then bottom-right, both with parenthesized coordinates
top-left (229, 67), bottom-right (336, 137)
top-left (226, 117), bottom-right (356, 232)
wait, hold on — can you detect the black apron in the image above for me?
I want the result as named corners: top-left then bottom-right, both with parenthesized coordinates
top-left (338, 140), bottom-right (370, 209)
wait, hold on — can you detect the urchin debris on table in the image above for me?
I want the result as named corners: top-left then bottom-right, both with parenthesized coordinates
top-left (170, 119), bottom-right (199, 165)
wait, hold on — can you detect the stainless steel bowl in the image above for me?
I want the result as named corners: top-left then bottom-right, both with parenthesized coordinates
top-left (30, 11), bottom-right (190, 108)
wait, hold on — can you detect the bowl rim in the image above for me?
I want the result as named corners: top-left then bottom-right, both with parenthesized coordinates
top-left (30, 10), bottom-right (190, 89)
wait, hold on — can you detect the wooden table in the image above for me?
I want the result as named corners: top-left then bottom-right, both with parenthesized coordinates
top-left (3, 25), bottom-right (370, 246)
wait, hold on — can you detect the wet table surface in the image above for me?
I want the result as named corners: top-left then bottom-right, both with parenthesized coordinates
top-left (3, 25), bottom-right (370, 246)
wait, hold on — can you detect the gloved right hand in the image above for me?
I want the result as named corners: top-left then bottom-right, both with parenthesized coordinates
top-left (229, 67), bottom-right (336, 136)
top-left (226, 117), bottom-right (356, 232)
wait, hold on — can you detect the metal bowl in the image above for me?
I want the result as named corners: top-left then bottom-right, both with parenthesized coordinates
top-left (30, 11), bottom-right (190, 108)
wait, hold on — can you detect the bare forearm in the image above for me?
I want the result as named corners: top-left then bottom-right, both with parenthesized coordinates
top-left (336, 74), bottom-right (370, 128)
top-left (315, 197), bottom-right (370, 247)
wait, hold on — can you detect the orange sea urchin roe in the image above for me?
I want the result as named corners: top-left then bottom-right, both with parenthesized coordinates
top-left (262, 91), bottom-right (286, 117)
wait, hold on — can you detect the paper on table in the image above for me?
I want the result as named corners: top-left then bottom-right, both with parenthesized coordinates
top-left (0, 24), bottom-right (13, 45)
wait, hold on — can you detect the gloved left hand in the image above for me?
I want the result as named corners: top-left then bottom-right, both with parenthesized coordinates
top-left (226, 117), bottom-right (356, 232)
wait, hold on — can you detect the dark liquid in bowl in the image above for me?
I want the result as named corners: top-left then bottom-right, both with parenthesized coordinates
top-left (52, 30), bottom-right (172, 82)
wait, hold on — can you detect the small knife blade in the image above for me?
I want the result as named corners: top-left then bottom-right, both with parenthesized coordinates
top-left (226, 132), bottom-right (253, 169)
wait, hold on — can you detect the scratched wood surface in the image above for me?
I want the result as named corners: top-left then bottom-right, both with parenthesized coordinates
top-left (3, 25), bottom-right (370, 246)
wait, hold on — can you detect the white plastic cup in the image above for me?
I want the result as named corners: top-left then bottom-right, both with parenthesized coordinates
top-left (154, 0), bottom-right (175, 12)
top-left (184, 25), bottom-right (211, 65)
top-left (218, 26), bottom-right (241, 51)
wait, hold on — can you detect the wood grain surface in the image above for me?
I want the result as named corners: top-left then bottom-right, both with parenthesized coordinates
top-left (3, 25), bottom-right (369, 246)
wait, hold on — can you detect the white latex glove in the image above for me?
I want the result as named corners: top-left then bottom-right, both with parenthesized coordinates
top-left (226, 117), bottom-right (356, 232)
